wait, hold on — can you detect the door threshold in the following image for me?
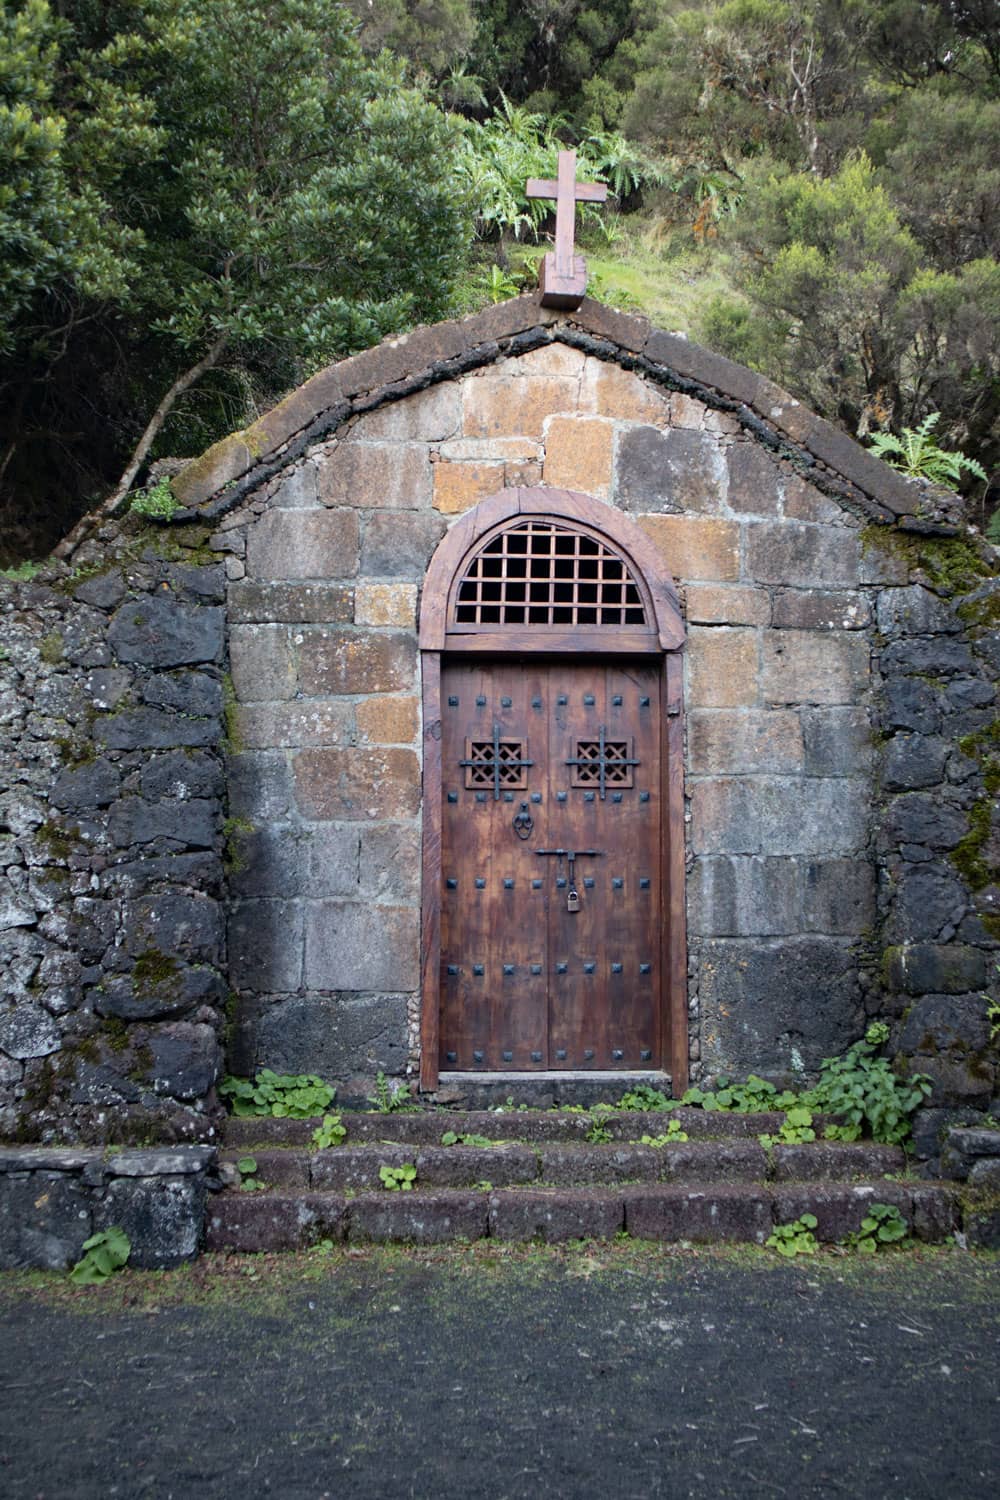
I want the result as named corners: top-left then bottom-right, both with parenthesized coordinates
top-left (439, 1071), bottom-right (670, 1083)
top-left (431, 1070), bottom-right (676, 1108)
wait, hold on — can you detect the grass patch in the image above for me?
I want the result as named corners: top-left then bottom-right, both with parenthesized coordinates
top-left (0, 1238), bottom-right (992, 1318)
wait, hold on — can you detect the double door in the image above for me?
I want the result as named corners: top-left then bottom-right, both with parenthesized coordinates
top-left (439, 658), bottom-right (662, 1070)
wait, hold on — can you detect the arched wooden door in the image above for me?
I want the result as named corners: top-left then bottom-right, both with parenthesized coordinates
top-left (419, 489), bottom-right (687, 1093)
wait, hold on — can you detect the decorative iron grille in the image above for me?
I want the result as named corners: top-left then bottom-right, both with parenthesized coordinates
top-left (461, 732), bottom-right (532, 796)
top-left (567, 731), bottom-right (639, 798)
top-left (453, 521), bottom-right (648, 627)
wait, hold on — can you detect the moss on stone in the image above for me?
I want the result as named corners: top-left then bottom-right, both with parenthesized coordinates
top-left (222, 674), bottom-right (244, 755)
top-left (952, 797), bottom-right (996, 891)
top-left (76, 1035), bottom-right (102, 1064)
top-left (102, 1017), bottom-right (131, 1053)
top-left (20, 1058), bottom-right (57, 1112)
top-left (132, 948), bottom-right (182, 991)
top-left (222, 815), bottom-right (254, 874)
top-left (34, 820), bottom-right (80, 860)
top-left (860, 525), bottom-right (995, 597)
top-left (128, 1043), bottom-right (155, 1084)
top-left (54, 737), bottom-right (96, 768)
top-left (38, 630), bottom-right (64, 665)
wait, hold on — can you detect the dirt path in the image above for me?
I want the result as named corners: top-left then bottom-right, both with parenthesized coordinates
top-left (1, 1246), bottom-right (997, 1499)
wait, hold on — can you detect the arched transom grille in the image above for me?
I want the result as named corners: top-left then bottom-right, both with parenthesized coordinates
top-left (452, 521), bottom-right (648, 628)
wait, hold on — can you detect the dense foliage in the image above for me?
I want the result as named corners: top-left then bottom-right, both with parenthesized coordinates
top-left (0, 0), bottom-right (469, 561)
top-left (2, 0), bottom-right (997, 560)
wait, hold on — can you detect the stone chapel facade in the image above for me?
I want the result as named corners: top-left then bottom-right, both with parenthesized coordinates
top-left (1, 295), bottom-right (997, 1158)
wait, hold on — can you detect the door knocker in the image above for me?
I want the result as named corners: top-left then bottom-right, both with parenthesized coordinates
top-left (512, 802), bottom-right (533, 840)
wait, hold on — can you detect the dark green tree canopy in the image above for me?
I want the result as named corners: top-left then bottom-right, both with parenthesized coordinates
top-left (0, 0), bottom-right (470, 559)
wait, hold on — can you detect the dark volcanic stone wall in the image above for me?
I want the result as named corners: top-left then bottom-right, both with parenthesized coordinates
top-left (0, 520), bottom-right (228, 1144)
top-left (871, 538), bottom-right (1000, 1162)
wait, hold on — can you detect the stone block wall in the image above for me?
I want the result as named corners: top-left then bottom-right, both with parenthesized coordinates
top-left (0, 1144), bottom-right (215, 1269)
top-left (0, 529), bottom-right (228, 1143)
top-left (871, 552), bottom-right (1000, 1161)
top-left (1, 302), bottom-right (996, 1149)
top-left (220, 341), bottom-right (887, 1084)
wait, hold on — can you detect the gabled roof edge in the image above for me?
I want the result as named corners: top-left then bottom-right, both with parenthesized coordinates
top-left (168, 292), bottom-right (949, 529)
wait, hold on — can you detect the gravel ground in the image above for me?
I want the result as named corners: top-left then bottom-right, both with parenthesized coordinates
top-left (1, 1244), bottom-right (997, 1500)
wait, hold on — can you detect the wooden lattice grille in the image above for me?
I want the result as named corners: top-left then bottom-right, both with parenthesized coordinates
top-left (462, 736), bottom-right (530, 791)
top-left (452, 522), bottom-right (648, 628)
top-left (570, 738), bottom-right (636, 790)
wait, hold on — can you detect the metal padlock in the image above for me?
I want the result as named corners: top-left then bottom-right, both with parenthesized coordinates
top-left (566, 887), bottom-right (580, 914)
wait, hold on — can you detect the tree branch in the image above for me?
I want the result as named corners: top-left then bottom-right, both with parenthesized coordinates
top-left (106, 333), bottom-right (229, 511)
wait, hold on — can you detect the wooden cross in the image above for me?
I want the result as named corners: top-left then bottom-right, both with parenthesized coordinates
top-left (526, 149), bottom-right (607, 309)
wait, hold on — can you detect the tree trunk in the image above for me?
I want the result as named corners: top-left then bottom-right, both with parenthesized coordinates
top-left (106, 334), bottom-right (229, 512)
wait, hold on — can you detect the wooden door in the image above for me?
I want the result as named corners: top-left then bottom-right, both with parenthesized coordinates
top-left (439, 658), bottom-right (662, 1070)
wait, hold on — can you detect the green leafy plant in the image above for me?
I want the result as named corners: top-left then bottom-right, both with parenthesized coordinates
top-left (69, 1227), bottom-right (131, 1285)
top-left (473, 1179), bottom-right (493, 1192)
top-left (803, 1025), bottom-right (932, 1145)
top-left (130, 478), bottom-right (181, 519)
top-left (682, 1075), bottom-right (799, 1113)
top-left (846, 1203), bottom-right (909, 1254)
top-left (236, 1155), bottom-right (264, 1192)
top-left (585, 1120), bottom-right (613, 1144)
top-left (639, 1121), bottom-right (689, 1146)
top-left (760, 1107), bottom-right (817, 1148)
top-left (767, 1214), bottom-right (819, 1258)
top-left (440, 1130), bottom-right (493, 1147)
top-left (379, 1163), bottom-right (417, 1192)
top-left (868, 413), bottom-right (988, 490)
top-left (484, 263), bottom-right (522, 302)
top-left (617, 1083), bottom-right (675, 1112)
top-left (220, 1069), bottom-right (335, 1119)
top-left (985, 970), bottom-right (1000, 1043)
top-left (368, 1071), bottom-right (420, 1113)
top-left (0, 560), bottom-right (42, 582)
top-left (311, 1113), bottom-right (347, 1149)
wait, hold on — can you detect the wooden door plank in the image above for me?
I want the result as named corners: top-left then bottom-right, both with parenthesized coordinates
top-left (664, 651), bottom-right (689, 1094)
top-left (420, 653), bottom-right (442, 1091)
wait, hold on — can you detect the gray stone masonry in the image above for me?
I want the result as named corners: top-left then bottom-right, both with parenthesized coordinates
top-left (0, 1144), bottom-right (216, 1268)
top-left (209, 331), bottom-right (998, 1107)
top-left (2, 302), bottom-right (996, 1165)
top-left (1, 523), bottom-right (229, 1144)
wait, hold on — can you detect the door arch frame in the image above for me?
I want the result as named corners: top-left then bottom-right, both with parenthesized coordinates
top-left (418, 487), bottom-right (688, 1092)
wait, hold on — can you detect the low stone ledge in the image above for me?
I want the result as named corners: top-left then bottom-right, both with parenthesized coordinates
top-left (487, 1187), bottom-right (624, 1242)
top-left (623, 1184), bottom-right (772, 1243)
top-left (347, 1189), bottom-right (488, 1244)
top-left (0, 1144), bottom-right (217, 1269)
top-left (771, 1143), bottom-right (905, 1182)
top-left (205, 1191), bottom-right (347, 1253)
top-left (414, 1144), bottom-right (539, 1188)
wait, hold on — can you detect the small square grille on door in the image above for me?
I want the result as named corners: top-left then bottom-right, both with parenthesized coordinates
top-left (462, 737), bottom-right (529, 791)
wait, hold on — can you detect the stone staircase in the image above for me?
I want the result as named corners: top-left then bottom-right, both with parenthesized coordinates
top-left (208, 1106), bottom-right (962, 1252)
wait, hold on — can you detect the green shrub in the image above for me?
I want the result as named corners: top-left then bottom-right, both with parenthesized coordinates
top-left (767, 1214), bottom-right (819, 1258)
top-left (311, 1114), bottom-right (347, 1148)
top-left (130, 478), bottom-right (181, 519)
top-left (379, 1163), bottom-right (417, 1192)
top-left (70, 1227), bottom-right (131, 1284)
top-left (220, 1069), bottom-right (335, 1119)
top-left (847, 1203), bottom-right (909, 1253)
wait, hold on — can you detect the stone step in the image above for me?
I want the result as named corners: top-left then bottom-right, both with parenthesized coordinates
top-left (224, 1106), bottom-right (833, 1149)
top-left (205, 1179), bottom-right (960, 1253)
top-left (220, 1138), bottom-right (906, 1192)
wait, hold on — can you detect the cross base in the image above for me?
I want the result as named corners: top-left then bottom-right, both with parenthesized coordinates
top-left (538, 251), bottom-right (588, 310)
